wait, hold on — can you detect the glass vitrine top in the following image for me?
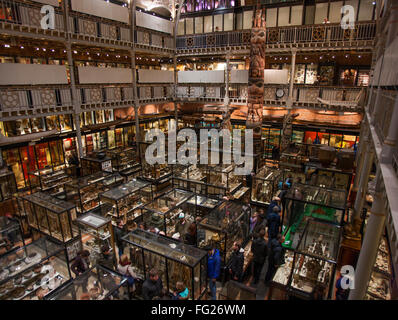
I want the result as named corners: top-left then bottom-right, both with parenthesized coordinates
top-left (46, 265), bottom-right (126, 300)
top-left (66, 171), bottom-right (113, 188)
top-left (0, 237), bottom-right (64, 284)
top-left (200, 201), bottom-right (245, 230)
top-left (75, 212), bottom-right (111, 229)
top-left (255, 166), bottom-right (282, 180)
top-left (100, 179), bottom-right (151, 201)
top-left (81, 156), bottom-right (111, 163)
top-left (23, 192), bottom-right (75, 213)
top-left (285, 183), bottom-right (347, 209)
top-left (187, 195), bottom-right (220, 209)
top-left (144, 189), bottom-right (194, 215)
top-left (0, 217), bottom-right (20, 234)
top-left (297, 219), bottom-right (342, 262)
top-left (122, 229), bottom-right (206, 267)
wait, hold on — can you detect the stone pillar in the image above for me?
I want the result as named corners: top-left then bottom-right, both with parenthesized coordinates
top-left (381, 94), bottom-right (398, 164)
top-left (349, 170), bottom-right (386, 300)
top-left (352, 136), bottom-right (374, 220)
top-left (352, 124), bottom-right (367, 192)
top-left (288, 48), bottom-right (297, 106)
top-left (130, 3), bottom-right (140, 148)
top-left (63, 0), bottom-right (83, 158)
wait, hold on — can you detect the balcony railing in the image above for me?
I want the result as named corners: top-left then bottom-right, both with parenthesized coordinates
top-left (0, 0), bottom-right (174, 51)
top-left (0, 86), bottom-right (73, 117)
top-left (137, 85), bottom-right (174, 103)
top-left (176, 84), bottom-right (364, 110)
top-left (374, 90), bottom-right (396, 143)
top-left (0, 0), bottom-right (66, 34)
top-left (176, 22), bottom-right (376, 50)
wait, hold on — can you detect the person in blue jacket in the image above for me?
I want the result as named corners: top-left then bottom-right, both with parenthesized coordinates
top-left (267, 196), bottom-right (281, 219)
top-left (267, 206), bottom-right (281, 240)
top-left (205, 245), bottom-right (221, 300)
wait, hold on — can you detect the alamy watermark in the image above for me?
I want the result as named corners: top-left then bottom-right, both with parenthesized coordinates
top-left (144, 127), bottom-right (254, 176)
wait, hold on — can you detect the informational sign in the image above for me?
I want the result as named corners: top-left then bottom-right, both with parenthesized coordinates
top-left (101, 160), bottom-right (113, 173)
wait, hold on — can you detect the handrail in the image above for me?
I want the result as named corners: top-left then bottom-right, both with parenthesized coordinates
top-left (176, 21), bottom-right (376, 49)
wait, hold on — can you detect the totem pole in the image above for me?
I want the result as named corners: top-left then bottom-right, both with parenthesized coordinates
top-left (246, 3), bottom-right (266, 164)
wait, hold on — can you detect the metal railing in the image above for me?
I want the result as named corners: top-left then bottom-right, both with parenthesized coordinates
top-left (176, 21), bottom-right (376, 49)
top-left (176, 84), bottom-right (364, 109)
top-left (0, 86), bottom-right (72, 112)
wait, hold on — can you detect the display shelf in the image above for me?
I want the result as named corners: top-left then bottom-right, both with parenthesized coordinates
top-left (22, 192), bottom-right (78, 244)
top-left (0, 237), bottom-right (71, 300)
top-left (283, 183), bottom-right (347, 230)
top-left (29, 165), bottom-right (75, 195)
top-left (365, 235), bottom-right (393, 300)
top-left (305, 163), bottom-right (352, 191)
top-left (0, 217), bottom-right (25, 257)
top-left (45, 264), bottom-right (128, 300)
top-left (0, 167), bottom-right (17, 201)
top-left (81, 155), bottom-right (113, 176)
top-left (75, 212), bottom-right (115, 263)
top-left (136, 188), bottom-right (196, 238)
top-left (197, 201), bottom-right (250, 266)
top-left (251, 166), bottom-right (282, 206)
top-left (65, 172), bottom-right (124, 214)
top-left (99, 179), bottom-right (154, 225)
top-left (122, 229), bottom-right (207, 300)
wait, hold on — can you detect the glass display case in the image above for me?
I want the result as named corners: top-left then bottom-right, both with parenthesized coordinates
top-left (122, 229), bottom-right (207, 300)
top-left (106, 147), bottom-right (141, 181)
top-left (29, 165), bottom-right (74, 196)
top-left (186, 195), bottom-right (221, 218)
top-left (81, 155), bottom-right (113, 176)
top-left (365, 235), bottom-right (392, 300)
top-left (137, 189), bottom-right (196, 238)
top-left (283, 183), bottom-right (347, 230)
top-left (65, 172), bottom-right (124, 214)
top-left (205, 164), bottom-right (243, 197)
top-left (22, 192), bottom-right (78, 245)
top-left (99, 179), bottom-right (154, 224)
top-left (270, 219), bottom-right (342, 300)
top-left (0, 237), bottom-right (71, 300)
top-left (0, 168), bottom-right (17, 201)
top-left (197, 201), bottom-right (250, 265)
top-left (75, 212), bottom-right (115, 263)
top-left (45, 265), bottom-right (128, 300)
top-left (171, 163), bottom-right (207, 194)
top-left (305, 163), bottom-right (352, 191)
top-left (0, 217), bottom-right (24, 257)
top-left (267, 249), bottom-right (295, 300)
top-left (139, 142), bottom-right (172, 183)
top-left (251, 166), bottom-right (282, 205)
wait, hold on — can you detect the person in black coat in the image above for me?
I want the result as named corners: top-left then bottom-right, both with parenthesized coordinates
top-left (228, 242), bottom-right (244, 282)
top-left (113, 218), bottom-right (126, 259)
top-left (250, 230), bottom-right (268, 285)
top-left (71, 250), bottom-right (90, 277)
top-left (265, 234), bottom-right (284, 283)
top-left (142, 268), bottom-right (164, 300)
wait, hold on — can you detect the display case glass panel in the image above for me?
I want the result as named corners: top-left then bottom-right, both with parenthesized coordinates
top-left (0, 217), bottom-right (24, 257)
top-left (0, 237), bottom-right (71, 300)
top-left (283, 183), bottom-right (347, 230)
top-left (75, 213), bottom-right (115, 263)
top-left (122, 229), bottom-right (207, 300)
top-left (197, 201), bottom-right (250, 265)
top-left (251, 166), bottom-right (282, 205)
top-left (0, 168), bottom-right (17, 201)
top-left (205, 164), bottom-right (243, 196)
top-left (288, 219), bottom-right (341, 300)
top-left (22, 192), bottom-right (78, 243)
top-left (139, 189), bottom-right (195, 238)
top-left (99, 179), bottom-right (153, 224)
top-left (45, 265), bottom-right (128, 300)
top-left (139, 142), bottom-right (172, 183)
top-left (65, 172), bottom-right (124, 214)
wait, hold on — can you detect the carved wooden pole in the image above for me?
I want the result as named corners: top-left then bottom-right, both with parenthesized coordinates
top-left (246, 4), bottom-right (266, 167)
